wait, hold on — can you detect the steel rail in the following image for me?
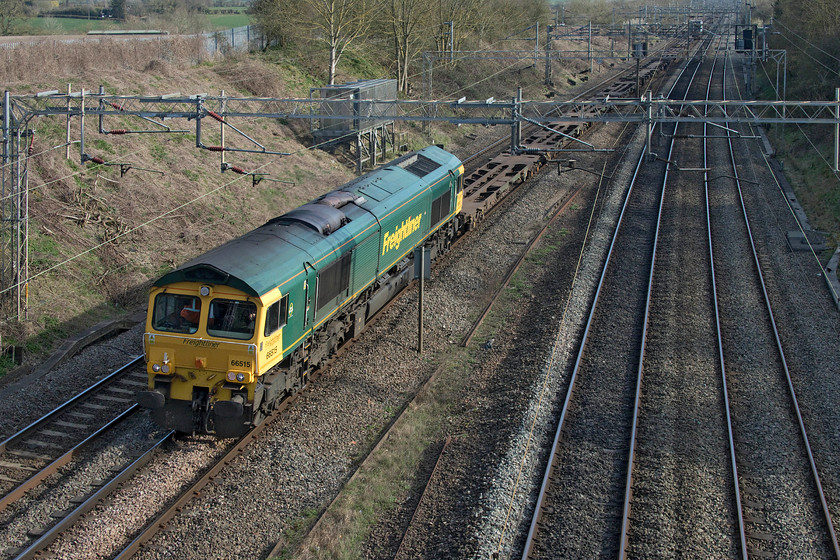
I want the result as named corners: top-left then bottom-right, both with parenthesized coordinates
top-left (460, 179), bottom-right (589, 347)
top-left (111, 404), bottom-right (287, 559)
top-left (392, 435), bottom-right (453, 560)
top-left (703, 38), bottom-right (750, 560)
top-left (616, 31), bottom-right (716, 559)
top-left (12, 431), bottom-right (174, 560)
top-left (0, 404), bottom-right (140, 513)
top-left (0, 355), bottom-right (145, 514)
top-left (0, 355), bottom-right (144, 454)
top-left (720, 52), bottom-right (840, 559)
top-left (520, 38), bottom-right (706, 560)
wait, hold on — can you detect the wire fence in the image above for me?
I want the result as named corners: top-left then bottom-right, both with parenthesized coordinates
top-left (199, 25), bottom-right (266, 56)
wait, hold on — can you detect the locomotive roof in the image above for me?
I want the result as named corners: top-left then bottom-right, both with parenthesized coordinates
top-left (154, 146), bottom-right (461, 298)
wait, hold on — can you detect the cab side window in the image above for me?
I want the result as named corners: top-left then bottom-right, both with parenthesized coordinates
top-left (264, 295), bottom-right (289, 337)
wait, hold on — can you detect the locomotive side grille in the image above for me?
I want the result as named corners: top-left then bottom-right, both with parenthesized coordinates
top-left (431, 190), bottom-right (452, 226)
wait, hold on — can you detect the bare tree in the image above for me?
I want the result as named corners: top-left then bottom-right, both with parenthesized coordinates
top-left (433, 0), bottom-right (481, 53)
top-left (252, 0), bottom-right (306, 47)
top-left (254, 0), bottom-right (371, 84)
top-left (306, 0), bottom-right (371, 84)
top-left (0, 0), bottom-right (25, 35)
top-left (387, 0), bottom-right (432, 93)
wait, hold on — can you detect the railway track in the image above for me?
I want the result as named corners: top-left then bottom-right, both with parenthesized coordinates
top-left (0, 356), bottom-right (146, 513)
top-left (0, 356), bottom-right (173, 559)
top-left (520, 31), bottom-right (713, 559)
top-left (616, 33), bottom-right (740, 557)
top-left (705, 46), bottom-right (840, 558)
top-left (521, 21), bottom-right (840, 559)
top-left (9, 431), bottom-right (173, 560)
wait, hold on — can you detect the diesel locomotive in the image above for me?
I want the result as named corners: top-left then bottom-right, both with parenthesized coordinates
top-left (138, 146), bottom-right (464, 437)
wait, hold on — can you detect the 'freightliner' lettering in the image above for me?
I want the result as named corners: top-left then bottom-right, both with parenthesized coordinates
top-left (382, 214), bottom-right (422, 255)
top-left (182, 339), bottom-right (221, 348)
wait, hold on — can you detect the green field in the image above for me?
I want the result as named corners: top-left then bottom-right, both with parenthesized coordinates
top-left (206, 13), bottom-right (251, 29)
top-left (25, 16), bottom-right (119, 34)
top-left (13, 11), bottom-right (251, 35)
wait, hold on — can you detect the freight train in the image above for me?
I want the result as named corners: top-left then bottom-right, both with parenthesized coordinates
top-left (138, 146), bottom-right (464, 437)
top-left (137, 50), bottom-right (676, 437)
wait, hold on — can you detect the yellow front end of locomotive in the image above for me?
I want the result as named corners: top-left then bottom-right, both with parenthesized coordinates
top-left (139, 282), bottom-right (266, 436)
top-left (144, 338), bottom-right (258, 401)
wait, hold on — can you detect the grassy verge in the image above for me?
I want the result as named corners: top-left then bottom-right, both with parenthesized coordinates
top-left (276, 347), bottom-right (472, 560)
top-left (766, 124), bottom-right (840, 247)
top-left (276, 226), bottom-right (563, 558)
top-left (755, 70), bottom-right (840, 248)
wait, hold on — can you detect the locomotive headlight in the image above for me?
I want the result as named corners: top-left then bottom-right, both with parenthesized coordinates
top-left (200, 285), bottom-right (211, 297)
top-left (161, 364), bottom-right (170, 374)
top-left (152, 363), bottom-right (161, 372)
top-left (227, 371), bottom-right (250, 383)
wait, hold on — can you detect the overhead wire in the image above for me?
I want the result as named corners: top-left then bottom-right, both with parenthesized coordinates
top-left (773, 18), bottom-right (840, 65)
top-left (0, 157), bottom-right (266, 298)
top-left (775, 30), bottom-right (840, 77)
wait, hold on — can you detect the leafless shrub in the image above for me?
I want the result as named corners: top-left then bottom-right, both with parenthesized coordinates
top-left (214, 59), bottom-right (288, 97)
top-left (144, 58), bottom-right (173, 76)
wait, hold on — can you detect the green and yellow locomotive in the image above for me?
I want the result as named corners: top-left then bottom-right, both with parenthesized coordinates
top-left (138, 146), bottom-right (464, 436)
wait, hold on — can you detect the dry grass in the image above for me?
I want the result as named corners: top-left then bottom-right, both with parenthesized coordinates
top-left (287, 357), bottom-right (467, 560)
top-left (0, 41), bottom-right (360, 362)
top-left (0, 36), bottom-right (211, 88)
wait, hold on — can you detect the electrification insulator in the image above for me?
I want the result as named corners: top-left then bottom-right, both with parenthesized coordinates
top-left (108, 129), bottom-right (128, 135)
top-left (206, 146), bottom-right (225, 152)
top-left (230, 166), bottom-right (247, 175)
top-left (207, 111), bottom-right (225, 123)
top-left (89, 156), bottom-right (106, 164)
top-left (110, 102), bottom-right (125, 111)
top-left (28, 133), bottom-right (34, 156)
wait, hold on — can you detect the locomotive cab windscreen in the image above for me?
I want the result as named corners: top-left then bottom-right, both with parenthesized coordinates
top-left (152, 294), bottom-right (202, 334)
top-left (207, 299), bottom-right (257, 340)
top-left (149, 293), bottom-right (257, 340)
